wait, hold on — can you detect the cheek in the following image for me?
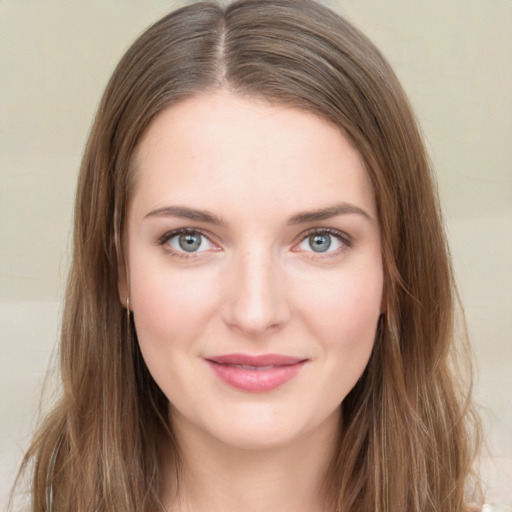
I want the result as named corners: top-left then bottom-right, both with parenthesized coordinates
top-left (299, 265), bottom-right (382, 341)
top-left (129, 261), bottom-right (219, 357)
top-left (295, 262), bottom-right (383, 393)
top-left (129, 264), bottom-right (223, 403)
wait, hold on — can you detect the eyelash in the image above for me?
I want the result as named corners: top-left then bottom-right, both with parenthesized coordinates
top-left (295, 227), bottom-right (352, 258)
top-left (157, 228), bottom-right (217, 260)
top-left (157, 227), bottom-right (352, 260)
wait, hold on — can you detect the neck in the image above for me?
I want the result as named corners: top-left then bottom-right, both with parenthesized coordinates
top-left (162, 409), bottom-right (340, 512)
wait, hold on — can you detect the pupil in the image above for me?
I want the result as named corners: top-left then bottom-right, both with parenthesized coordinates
top-left (179, 233), bottom-right (201, 252)
top-left (309, 234), bottom-right (331, 253)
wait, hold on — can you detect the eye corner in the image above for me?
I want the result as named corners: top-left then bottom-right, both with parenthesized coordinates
top-left (157, 228), bottom-right (221, 259)
top-left (292, 228), bottom-right (352, 259)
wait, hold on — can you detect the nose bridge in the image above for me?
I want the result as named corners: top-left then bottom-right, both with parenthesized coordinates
top-left (222, 242), bottom-right (289, 336)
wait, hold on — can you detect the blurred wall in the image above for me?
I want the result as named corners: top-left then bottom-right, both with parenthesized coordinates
top-left (1, 0), bottom-right (511, 505)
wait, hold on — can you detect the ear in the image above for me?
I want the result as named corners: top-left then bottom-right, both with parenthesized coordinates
top-left (380, 295), bottom-right (387, 314)
top-left (380, 278), bottom-right (387, 314)
top-left (118, 265), bottom-right (129, 308)
top-left (114, 236), bottom-right (129, 308)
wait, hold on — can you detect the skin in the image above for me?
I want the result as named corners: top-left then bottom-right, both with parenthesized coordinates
top-left (120, 91), bottom-right (383, 511)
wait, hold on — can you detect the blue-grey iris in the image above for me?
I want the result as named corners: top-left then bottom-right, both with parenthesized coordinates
top-left (179, 233), bottom-right (202, 252)
top-left (309, 233), bottom-right (331, 252)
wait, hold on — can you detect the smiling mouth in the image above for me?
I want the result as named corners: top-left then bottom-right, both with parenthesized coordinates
top-left (205, 353), bottom-right (308, 392)
top-left (225, 364), bottom-right (276, 370)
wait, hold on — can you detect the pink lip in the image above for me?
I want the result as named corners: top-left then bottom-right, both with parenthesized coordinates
top-left (205, 353), bottom-right (307, 393)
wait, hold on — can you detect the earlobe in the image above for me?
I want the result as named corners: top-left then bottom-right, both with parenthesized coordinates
top-left (118, 269), bottom-right (129, 308)
top-left (380, 295), bottom-right (387, 314)
top-left (379, 279), bottom-right (387, 314)
top-left (114, 236), bottom-right (129, 308)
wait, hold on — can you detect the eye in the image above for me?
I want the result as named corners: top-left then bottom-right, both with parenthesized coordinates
top-left (159, 229), bottom-right (217, 255)
top-left (295, 229), bottom-right (348, 255)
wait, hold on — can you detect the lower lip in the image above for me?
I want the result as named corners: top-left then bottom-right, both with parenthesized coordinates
top-left (206, 360), bottom-right (307, 392)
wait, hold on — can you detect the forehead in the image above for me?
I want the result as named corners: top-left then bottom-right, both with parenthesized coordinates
top-left (130, 91), bottom-right (376, 221)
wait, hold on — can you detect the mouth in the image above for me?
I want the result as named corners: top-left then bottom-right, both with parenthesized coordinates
top-left (205, 353), bottom-right (308, 392)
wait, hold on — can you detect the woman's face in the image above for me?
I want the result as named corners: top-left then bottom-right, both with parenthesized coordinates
top-left (123, 92), bottom-right (383, 450)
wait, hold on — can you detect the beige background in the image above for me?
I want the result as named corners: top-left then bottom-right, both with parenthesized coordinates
top-left (1, 0), bottom-right (511, 507)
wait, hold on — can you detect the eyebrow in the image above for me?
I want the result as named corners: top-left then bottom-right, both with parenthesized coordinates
top-left (144, 202), bottom-right (371, 225)
top-left (144, 205), bottom-right (226, 225)
top-left (287, 203), bottom-right (372, 224)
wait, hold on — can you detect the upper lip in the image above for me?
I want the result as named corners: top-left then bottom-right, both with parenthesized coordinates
top-left (205, 353), bottom-right (307, 366)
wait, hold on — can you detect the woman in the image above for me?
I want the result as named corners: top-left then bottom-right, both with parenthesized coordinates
top-left (14, 0), bottom-right (481, 510)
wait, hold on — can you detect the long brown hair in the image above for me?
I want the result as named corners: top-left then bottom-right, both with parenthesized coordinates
top-left (13, 1), bottom-right (481, 510)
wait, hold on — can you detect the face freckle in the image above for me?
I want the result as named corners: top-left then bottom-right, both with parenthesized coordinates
top-left (123, 91), bottom-right (383, 451)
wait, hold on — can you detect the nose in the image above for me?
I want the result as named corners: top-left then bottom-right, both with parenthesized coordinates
top-left (221, 247), bottom-right (291, 337)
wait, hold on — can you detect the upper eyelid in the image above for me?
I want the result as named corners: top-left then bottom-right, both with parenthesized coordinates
top-left (157, 227), bottom-right (215, 245)
top-left (157, 229), bottom-right (219, 259)
top-left (292, 229), bottom-right (353, 260)
top-left (295, 227), bottom-right (352, 245)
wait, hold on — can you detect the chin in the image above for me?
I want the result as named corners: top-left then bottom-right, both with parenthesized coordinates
top-left (179, 400), bottom-right (341, 453)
